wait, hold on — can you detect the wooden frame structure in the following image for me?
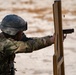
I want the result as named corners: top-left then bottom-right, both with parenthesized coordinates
top-left (53, 0), bottom-right (65, 75)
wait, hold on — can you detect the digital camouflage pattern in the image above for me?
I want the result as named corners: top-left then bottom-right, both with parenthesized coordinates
top-left (0, 33), bottom-right (53, 75)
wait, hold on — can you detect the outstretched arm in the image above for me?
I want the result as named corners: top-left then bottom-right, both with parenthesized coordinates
top-left (29, 35), bottom-right (54, 51)
top-left (14, 35), bottom-right (54, 53)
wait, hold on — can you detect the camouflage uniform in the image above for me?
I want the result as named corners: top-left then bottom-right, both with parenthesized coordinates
top-left (0, 32), bottom-right (53, 75)
top-left (0, 14), bottom-right (53, 75)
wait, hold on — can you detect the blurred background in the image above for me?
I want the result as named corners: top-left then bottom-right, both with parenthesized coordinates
top-left (0, 0), bottom-right (76, 75)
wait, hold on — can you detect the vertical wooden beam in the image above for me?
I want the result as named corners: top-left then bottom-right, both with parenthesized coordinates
top-left (53, 0), bottom-right (65, 75)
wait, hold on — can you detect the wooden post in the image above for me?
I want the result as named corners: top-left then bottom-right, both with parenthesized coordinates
top-left (53, 0), bottom-right (65, 75)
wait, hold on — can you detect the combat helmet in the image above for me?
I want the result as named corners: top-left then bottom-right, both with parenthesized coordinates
top-left (0, 14), bottom-right (27, 35)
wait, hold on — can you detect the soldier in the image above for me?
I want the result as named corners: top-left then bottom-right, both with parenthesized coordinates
top-left (0, 14), bottom-right (64, 75)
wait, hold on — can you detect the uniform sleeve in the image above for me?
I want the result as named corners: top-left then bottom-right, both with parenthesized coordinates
top-left (14, 36), bottom-right (53, 53)
top-left (29, 36), bottom-right (53, 51)
top-left (5, 36), bottom-right (53, 53)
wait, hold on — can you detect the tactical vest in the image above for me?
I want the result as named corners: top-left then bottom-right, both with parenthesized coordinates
top-left (0, 33), bottom-right (15, 75)
top-left (0, 49), bottom-right (15, 75)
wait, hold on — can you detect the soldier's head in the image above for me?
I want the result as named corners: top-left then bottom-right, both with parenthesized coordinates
top-left (0, 14), bottom-right (27, 40)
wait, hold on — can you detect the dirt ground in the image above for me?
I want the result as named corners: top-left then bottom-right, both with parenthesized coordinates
top-left (0, 0), bottom-right (76, 75)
